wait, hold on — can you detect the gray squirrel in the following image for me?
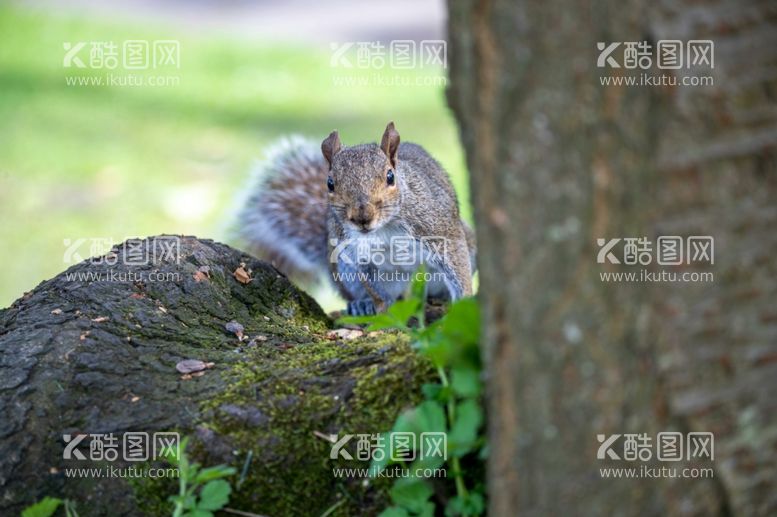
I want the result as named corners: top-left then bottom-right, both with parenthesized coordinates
top-left (236, 122), bottom-right (475, 315)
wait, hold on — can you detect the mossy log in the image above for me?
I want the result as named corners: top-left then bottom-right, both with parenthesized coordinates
top-left (0, 236), bottom-right (435, 516)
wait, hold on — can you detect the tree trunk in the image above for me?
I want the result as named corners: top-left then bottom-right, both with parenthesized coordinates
top-left (447, 0), bottom-right (776, 515)
top-left (0, 236), bottom-right (434, 516)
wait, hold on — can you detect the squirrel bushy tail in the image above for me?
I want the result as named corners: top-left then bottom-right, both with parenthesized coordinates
top-left (235, 136), bottom-right (330, 283)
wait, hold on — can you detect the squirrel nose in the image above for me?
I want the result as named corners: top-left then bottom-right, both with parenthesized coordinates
top-left (351, 203), bottom-right (375, 227)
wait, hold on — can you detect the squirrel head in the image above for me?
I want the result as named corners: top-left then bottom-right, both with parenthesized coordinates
top-left (322, 122), bottom-right (401, 233)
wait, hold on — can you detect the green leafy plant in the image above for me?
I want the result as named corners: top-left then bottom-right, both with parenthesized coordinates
top-left (21, 497), bottom-right (79, 517)
top-left (163, 437), bottom-right (237, 517)
top-left (339, 270), bottom-right (486, 516)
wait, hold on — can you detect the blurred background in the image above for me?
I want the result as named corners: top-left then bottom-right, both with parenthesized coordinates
top-left (0, 0), bottom-right (468, 309)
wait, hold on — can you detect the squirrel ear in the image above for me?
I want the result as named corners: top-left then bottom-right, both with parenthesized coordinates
top-left (321, 130), bottom-right (341, 168)
top-left (380, 121), bottom-right (400, 168)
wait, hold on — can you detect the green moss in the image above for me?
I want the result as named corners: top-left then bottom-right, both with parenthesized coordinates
top-left (134, 333), bottom-right (435, 516)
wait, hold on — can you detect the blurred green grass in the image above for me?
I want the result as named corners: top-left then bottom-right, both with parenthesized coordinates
top-left (0, 6), bottom-right (468, 309)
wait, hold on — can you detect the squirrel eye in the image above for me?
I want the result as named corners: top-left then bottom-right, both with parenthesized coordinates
top-left (327, 176), bottom-right (335, 192)
top-left (386, 170), bottom-right (395, 186)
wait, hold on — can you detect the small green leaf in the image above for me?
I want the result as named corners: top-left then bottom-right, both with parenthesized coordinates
top-left (409, 266), bottom-right (427, 303)
top-left (417, 501), bottom-right (436, 517)
top-left (186, 463), bottom-right (200, 484)
top-left (409, 446), bottom-right (446, 472)
top-left (197, 479), bottom-right (231, 511)
top-left (413, 400), bottom-right (447, 434)
top-left (193, 465), bottom-right (236, 484)
top-left (387, 298), bottom-right (421, 327)
top-left (416, 325), bottom-right (453, 367)
top-left (392, 410), bottom-right (415, 434)
top-left (387, 401), bottom-right (450, 472)
top-left (378, 506), bottom-right (410, 517)
top-left (183, 510), bottom-right (213, 517)
top-left (445, 491), bottom-right (485, 516)
top-left (448, 400), bottom-right (483, 457)
top-left (393, 400), bottom-right (446, 436)
top-left (22, 497), bottom-right (63, 517)
top-left (181, 494), bottom-right (197, 510)
top-left (337, 313), bottom-right (402, 332)
top-left (421, 382), bottom-right (443, 400)
top-left (440, 298), bottom-right (480, 346)
top-left (450, 367), bottom-right (481, 397)
top-left (389, 477), bottom-right (433, 514)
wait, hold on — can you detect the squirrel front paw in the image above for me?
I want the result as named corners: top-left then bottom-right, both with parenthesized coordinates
top-left (347, 299), bottom-right (377, 316)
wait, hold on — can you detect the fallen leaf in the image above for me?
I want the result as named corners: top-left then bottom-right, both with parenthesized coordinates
top-left (176, 359), bottom-right (215, 374)
top-left (233, 265), bottom-right (252, 284)
top-left (91, 316), bottom-right (109, 323)
top-left (79, 331), bottom-right (90, 341)
top-left (50, 308), bottom-right (63, 315)
top-left (326, 328), bottom-right (364, 340)
top-left (194, 265), bottom-right (211, 282)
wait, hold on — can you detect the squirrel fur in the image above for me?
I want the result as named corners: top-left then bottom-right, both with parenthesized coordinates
top-left (237, 122), bottom-right (475, 315)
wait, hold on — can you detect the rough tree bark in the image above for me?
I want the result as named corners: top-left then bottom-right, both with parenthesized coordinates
top-left (447, 0), bottom-right (776, 515)
top-left (0, 236), bottom-right (434, 516)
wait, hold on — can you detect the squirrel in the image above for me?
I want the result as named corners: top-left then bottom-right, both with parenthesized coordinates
top-left (236, 122), bottom-right (475, 315)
